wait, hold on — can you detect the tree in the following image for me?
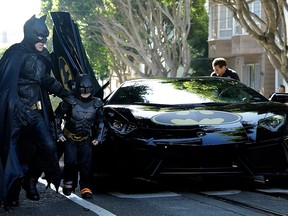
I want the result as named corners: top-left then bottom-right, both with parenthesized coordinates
top-left (40, 0), bottom-right (111, 82)
top-left (212, 0), bottom-right (288, 82)
top-left (188, 0), bottom-right (210, 76)
top-left (94, 0), bottom-right (191, 78)
top-left (0, 46), bottom-right (8, 58)
top-left (41, 0), bottom-right (208, 81)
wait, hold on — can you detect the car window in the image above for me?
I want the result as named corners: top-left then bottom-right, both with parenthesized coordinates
top-left (217, 87), bottom-right (264, 103)
top-left (107, 79), bottom-right (268, 105)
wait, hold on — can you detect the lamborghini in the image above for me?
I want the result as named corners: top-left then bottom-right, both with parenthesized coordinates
top-left (92, 77), bottom-right (288, 180)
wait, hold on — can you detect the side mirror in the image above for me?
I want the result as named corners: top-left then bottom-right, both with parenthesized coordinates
top-left (269, 93), bottom-right (288, 103)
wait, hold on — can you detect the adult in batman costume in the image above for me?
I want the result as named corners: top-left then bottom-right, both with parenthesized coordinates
top-left (0, 15), bottom-right (76, 208)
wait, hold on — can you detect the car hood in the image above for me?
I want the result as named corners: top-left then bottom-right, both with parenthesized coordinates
top-left (104, 102), bottom-right (288, 145)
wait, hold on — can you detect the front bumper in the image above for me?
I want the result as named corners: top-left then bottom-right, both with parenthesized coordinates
top-left (98, 135), bottom-right (288, 178)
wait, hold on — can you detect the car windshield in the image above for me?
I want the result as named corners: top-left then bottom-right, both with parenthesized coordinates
top-left (107, 78), bottom-right (268, 105)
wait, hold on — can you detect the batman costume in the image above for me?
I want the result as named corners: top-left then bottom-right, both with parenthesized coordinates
top-left (55, 74), bottom-right (105, 199)
top-left (0, 15), bottom-right (75, 208)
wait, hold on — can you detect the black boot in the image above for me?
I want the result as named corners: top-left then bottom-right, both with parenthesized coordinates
top-left (62, 181), bottom-right (73, 196)
top-left (22, 177), bottom-right (40, 201)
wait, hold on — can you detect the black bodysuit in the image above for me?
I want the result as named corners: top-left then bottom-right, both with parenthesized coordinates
top-left (55, 96), bottom-right (104, 190)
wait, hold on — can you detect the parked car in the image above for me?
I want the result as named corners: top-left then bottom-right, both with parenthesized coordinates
top-left (269, 92), bottom-right (288, 103)
top-left (92, 77), bottom-right (288, 181)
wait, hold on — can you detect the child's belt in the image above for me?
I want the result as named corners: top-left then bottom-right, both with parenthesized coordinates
top-left (64, 129), bottom-right (89, 142)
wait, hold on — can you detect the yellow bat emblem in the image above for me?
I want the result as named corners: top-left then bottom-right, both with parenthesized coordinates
top-left (59, 56), bottom-right (73, 90)
top-left (152, 110), bottom-right (241, 126)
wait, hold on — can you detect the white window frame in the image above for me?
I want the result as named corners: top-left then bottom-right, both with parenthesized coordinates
top-left (218, 5), bottom-right (233, 38)
top-left (209, 5), bottom-right (216, 40)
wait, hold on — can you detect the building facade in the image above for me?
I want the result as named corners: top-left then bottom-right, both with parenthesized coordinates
top-left (208, 0), bottom-right (286, 97)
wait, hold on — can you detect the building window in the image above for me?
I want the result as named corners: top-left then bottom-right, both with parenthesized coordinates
top-left (250, 0), bottom-right (261, 18)
top-left (233, 20), bottom-right (242, 35)
top-left (209, 5), bottom-right (216, 39)
top-left (233, 0), bottom-right (261, 36)
top-left (218, 5), bottom-right (232, 38)
top-left (242, 64), bottom-right (261, 91)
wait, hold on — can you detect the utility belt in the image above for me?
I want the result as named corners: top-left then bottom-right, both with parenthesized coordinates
top-left (31, 101), bottom-right (42, 110)
top-left (64, 128), bottom-right (89, 142)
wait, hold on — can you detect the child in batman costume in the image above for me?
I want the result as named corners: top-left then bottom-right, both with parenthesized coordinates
top-left (0, 15), bottom-right (76, 208)
top-left (55, 74), bottom-right (105, 199)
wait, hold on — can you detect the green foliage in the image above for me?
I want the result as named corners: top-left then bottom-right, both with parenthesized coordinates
top-left (41, 0), bottom-right (110, 81)
top-left (50, 95), bottom-right (62, 111)
top-left (188, 0), bottom-right (210, 76)
top-left (0, 46), bottom-right (8, 59)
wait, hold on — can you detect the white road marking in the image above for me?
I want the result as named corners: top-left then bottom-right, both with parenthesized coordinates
top-left (38, 178), bottom-right (116, 216)
top-left (201, 190), bottom-right (242, 195)
top-left (110, 191), bottom-right (180, 198)
top-left (256, 188), bottom-right (288, 193)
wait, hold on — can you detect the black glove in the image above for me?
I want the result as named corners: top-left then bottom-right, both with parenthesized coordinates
top-left (62, 94), bottom-right (77, 105)
top-left (95, 123), bottom-right (107, 143)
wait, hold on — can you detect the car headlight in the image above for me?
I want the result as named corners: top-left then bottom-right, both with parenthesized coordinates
top-left (111, 120), bottom-right (137, 135)
top-left (258, 114), bottom-right (285, 132)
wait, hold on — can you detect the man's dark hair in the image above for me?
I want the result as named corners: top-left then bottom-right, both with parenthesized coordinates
top-left (212, 57), bottom-right (227, 68)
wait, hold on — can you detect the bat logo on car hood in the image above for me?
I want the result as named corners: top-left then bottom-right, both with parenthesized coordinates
top-left (151, 110), bottom-right (241, 126)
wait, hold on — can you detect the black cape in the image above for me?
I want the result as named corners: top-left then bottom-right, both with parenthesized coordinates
top-left (50, 12), bottom-right (104, 99)
top-left (0, 43), bottom-right (55, 204)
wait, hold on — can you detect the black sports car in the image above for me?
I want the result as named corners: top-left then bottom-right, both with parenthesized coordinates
top-left (92, 77), bottom-right (288, 180)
